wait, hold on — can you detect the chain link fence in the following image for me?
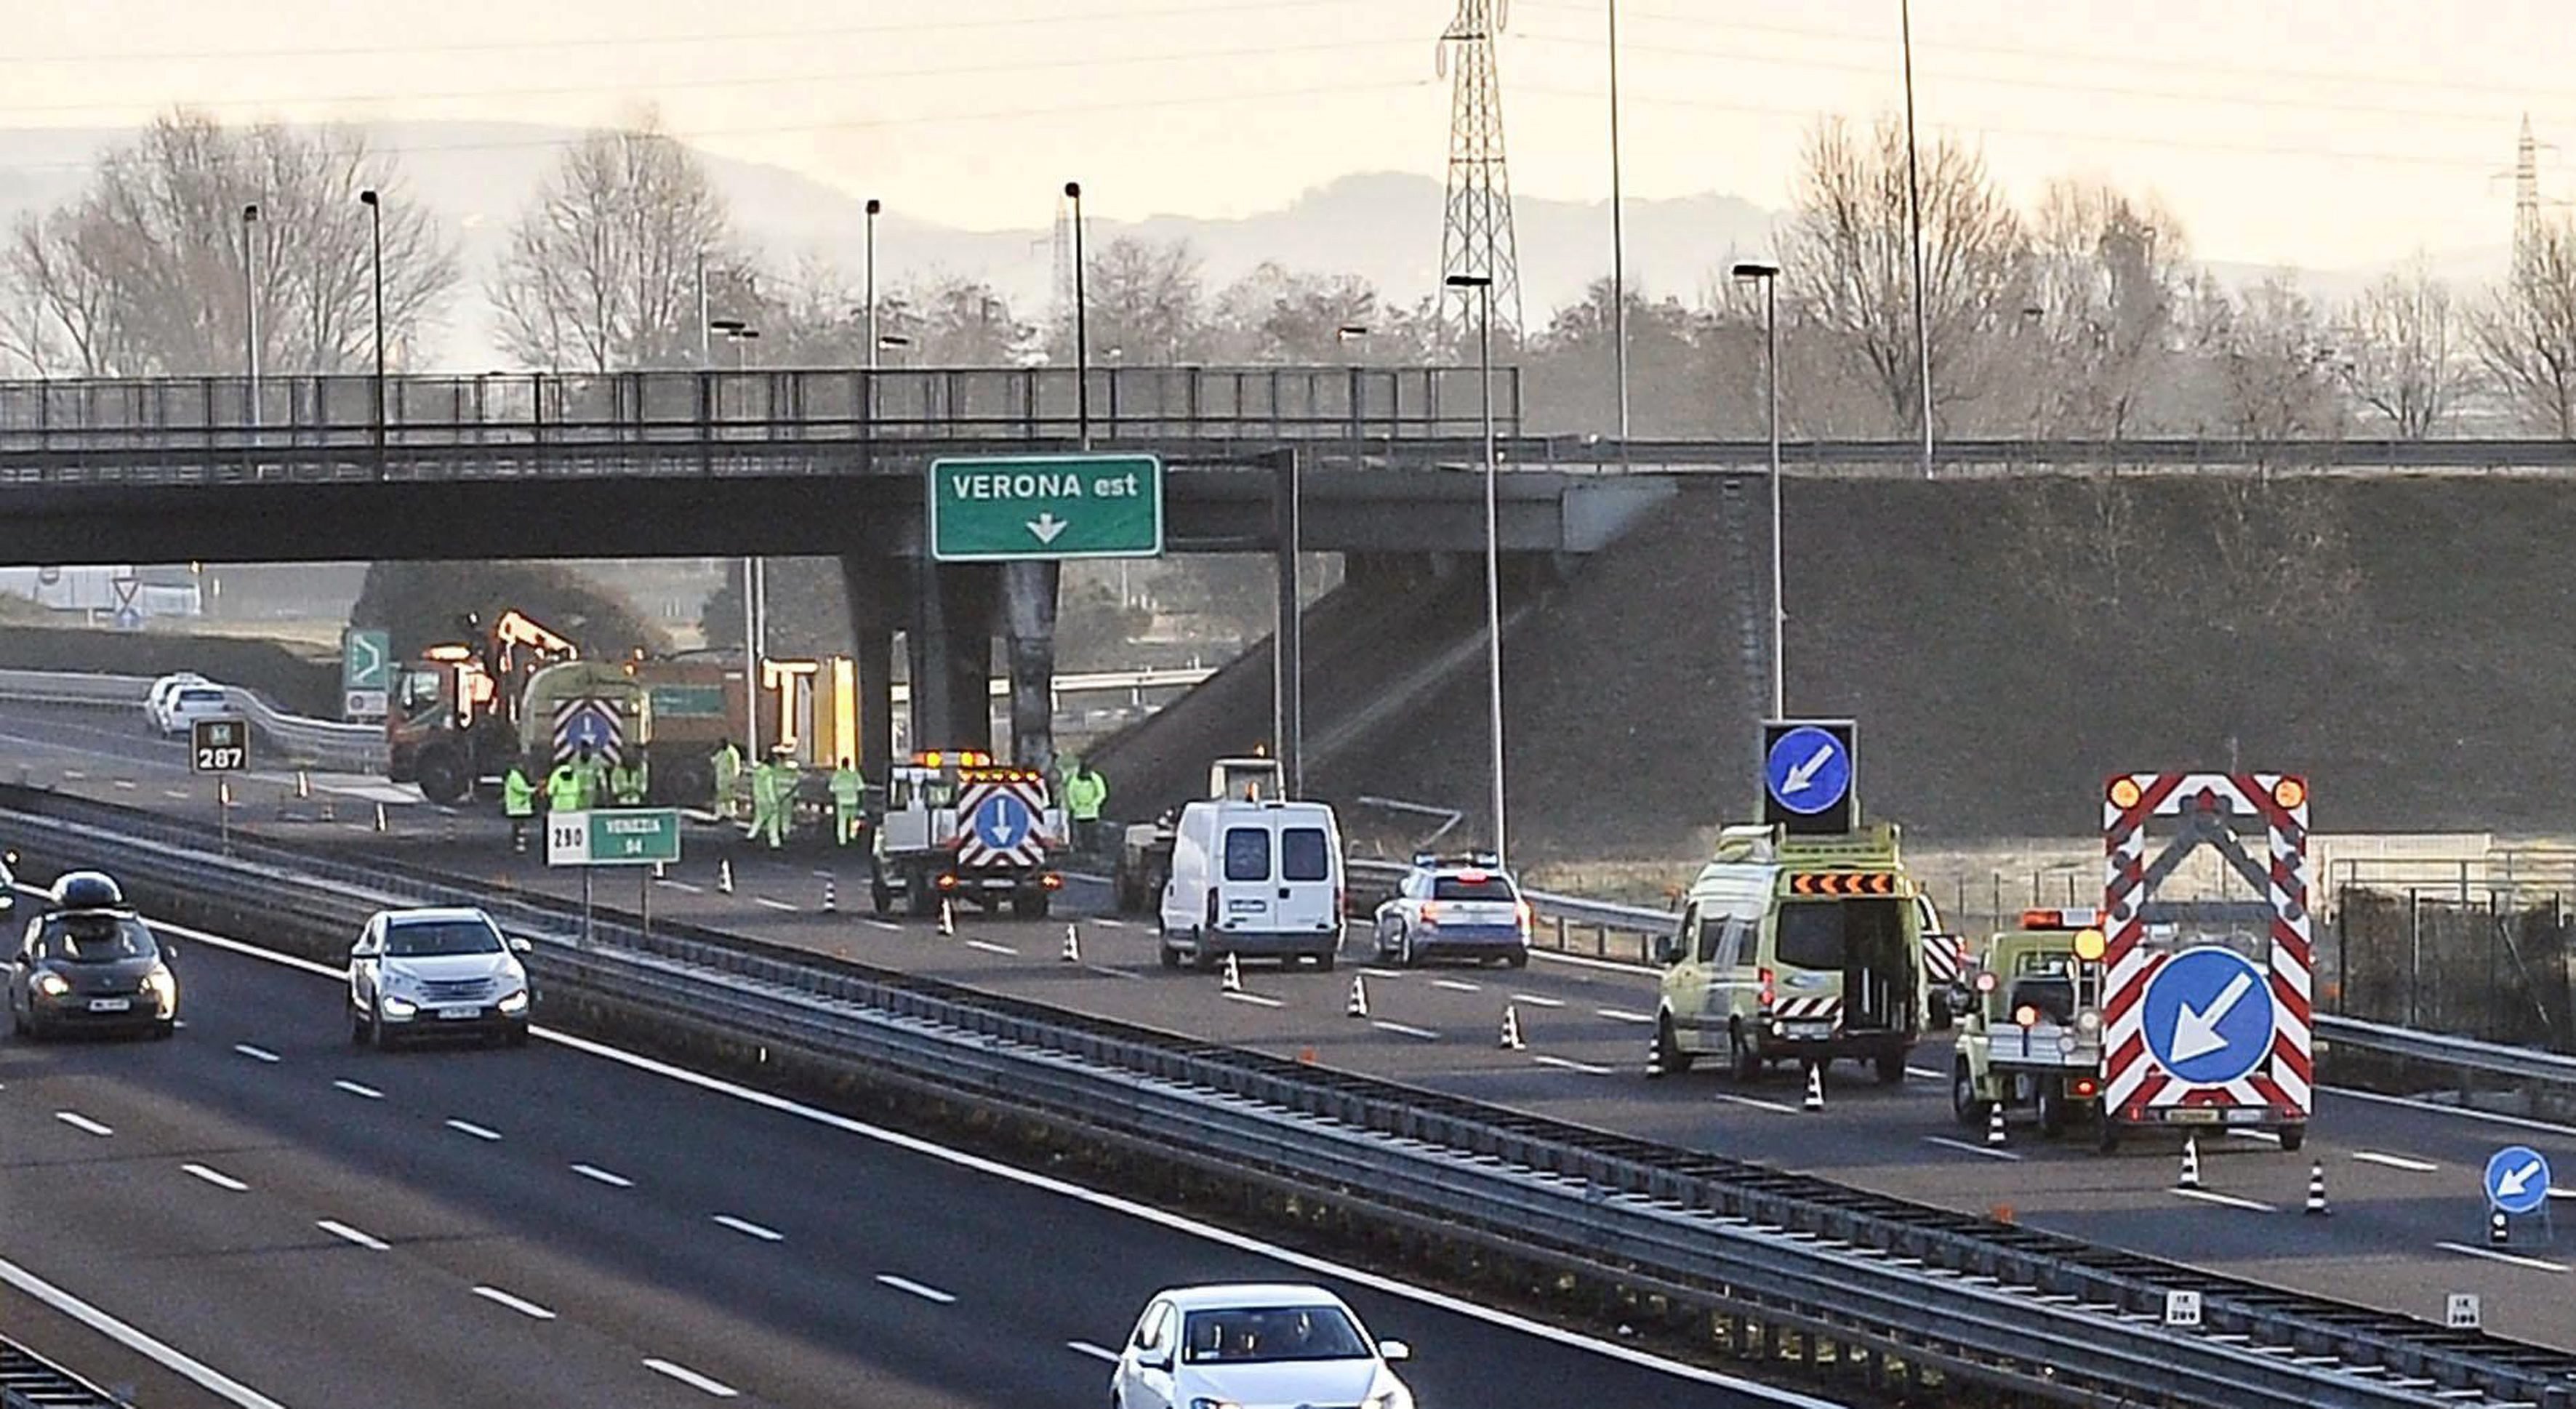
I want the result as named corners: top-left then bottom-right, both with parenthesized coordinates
top-left (2332, 886), bottom-right (2576, 1052)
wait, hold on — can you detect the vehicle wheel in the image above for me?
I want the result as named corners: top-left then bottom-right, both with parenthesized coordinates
top-left (506, 1022), bottom-right (531, 1049)
top-left (1650, 1014), bottom-right (1695, 1077)
top-left (1506, 947), bottom-right (1529, 969)
top-left (1158, 942), bottom-right (1181, 971)
top-left (1728, 1024), bottom-right (1760, 1083)
top-left (1951, 1058), bottom-right (1989, 1128)
top-left (871, 881), bottom-right (892, 918)
top-left (1314, 950), bottom-right (1336, 973)
top-left (350, 1005), bottom-right (368, 1045)
top-left (2095, 1119), bottom-right (2122, 1155)
top-left (369, 1003), bottom-right (393, 1051)
top-left (9, 1000), bottom-right (25, 1037)
top-left (1398, 930), bottom-right (1417, 968)
top-left (1875, 1051), bottom-right (1906, 1085)
top-left (907, 886), bottom-right (936, 919)
top-left (1190, 931), bottom-right (1218, 972)
top-left (2036, 1080), bottom-right (2067, 1136)
top-left (2278, 1125), bottom-right (2305, 1152)
top-left (414, 749), bottom-right (470, 807)
top-left (150, 1019), bottom-right (175, 1041)
top-left (664, 758), bottom-right (713, 811)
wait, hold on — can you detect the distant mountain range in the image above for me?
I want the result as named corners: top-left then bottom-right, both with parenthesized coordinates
top-left (0, 120), bottom-right (2512, 371)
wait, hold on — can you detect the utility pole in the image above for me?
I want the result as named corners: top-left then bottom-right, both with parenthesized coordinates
top-left (1437, 0), bottom-right (1525, 345)
top-left (1900, 0), bottom-right (1933, 480)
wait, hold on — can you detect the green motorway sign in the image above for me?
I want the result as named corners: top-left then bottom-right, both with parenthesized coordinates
top-left (342, 628), bottom-right (392, 691)
top-left (928, 454), bottom-right (1163, 562)
top-left (545, 808), bottom-right (682, 867)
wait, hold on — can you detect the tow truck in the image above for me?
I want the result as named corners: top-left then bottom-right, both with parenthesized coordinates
top-left (387, 610), bottom-right (579, 803)
top-left (871, 750), bottom-right (1066, 920)
top-left (1949, 908), bottom-right (2108, 1138)
top-left (1112, 755), bottom-right (1284, 915)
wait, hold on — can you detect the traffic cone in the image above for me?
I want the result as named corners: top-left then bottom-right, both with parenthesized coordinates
top-left (1346, 974), bottom-right (1370, 1019)
top-left (822, 875), bottom-right (838, 912)
top-left (1644, 1031), bottom-right (1664, 1077)
top-left (295, 770), bottom-right (310, 799)
top-left (2303, 1160), bottom-right (2330, 1217)
top-left (441, 811), bottom-right (457, 844)
top-left (1986, 1101), bottom-right (2007, 1147)
top-left (1498, 1003), bottom-right (1525, 1051)
top-left (374, 802), bottom-right (388, 833)
top-left (938, 898), bottom-right (955, 936)
top-left (2179, 1135), bottom-right (2203, 1191)
top-left (320, 797), bottom-right (337, 823)
top-left (1221, 952), bottom-right (1243, 994)
top-left (1061, 926), bottom-right (1081, 963)
top-left (1802, 1063), bottom-right (1825, 1112)
top-left (2490, 1208), bottom-right (2511, 1246)
top-left (718, 859), bottom-right (735, 895)
top-left (651, 859), bottom-right (665, 880)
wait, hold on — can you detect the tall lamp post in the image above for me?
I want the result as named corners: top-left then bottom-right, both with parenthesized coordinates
top-left (1608, 0), bottom-right (1629, 443)
top-left (358, 189), bottom-right (386, 462)
top-left (1444, 272), bottom-right (1506, 865)
top-left (241, 202), bottom-right (261, 431)
top-left (709, 316), bottom-right (763, 764)
top-left (1732, 260), bottom-right (1785, 719)
top-left (1064, 181), bottom-right (1089, 449)
top-left (1899, 0), bottom-right (1933, 480)
top-left (864, 198), bottom-right (883, 372)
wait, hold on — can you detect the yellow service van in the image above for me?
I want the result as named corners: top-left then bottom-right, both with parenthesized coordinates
top-left (1650, 822), bottom-right (1928, 1083)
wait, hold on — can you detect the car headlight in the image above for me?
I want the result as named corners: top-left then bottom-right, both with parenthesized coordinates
top-left (1188, 1400), bottom-right (1244, 1409)
top-left (380, 995), bottom-right (419, 1017)
top-left (497, 989), bottom-right (529, 1015)
top-left (2075, 1008), bottom-right (2103, 1037)
top-left (142, 966), bottom-right (176, 1011)
top-left (33, 971), bottom-right (69, 997)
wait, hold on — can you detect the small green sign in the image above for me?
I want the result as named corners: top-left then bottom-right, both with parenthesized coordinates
top-left (648, 684), bottom-right (728, 718)
top-left (546, 808), bottom-right (681, 867)
top-left (342, 628), bottom-right (392, 691)
top-left (928, 454), bottom-right (1164, 562)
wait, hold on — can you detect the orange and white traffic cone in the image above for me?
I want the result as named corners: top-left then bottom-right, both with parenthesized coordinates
top-left (1347, 974), bottom-right (1370, 1019)
top-left (1498, 1003), bottom-right (1525, 1051)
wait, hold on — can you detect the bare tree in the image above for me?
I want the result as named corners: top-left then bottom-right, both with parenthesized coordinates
top-left (2472, 214), bottom-right (2576, 437)
top-left (1210, 262), bottom-right (1381, 361)
top-left (2209, 274), bottom-right (2343, 447)
top-left (490, 112), bottom-right (737, 372)
top-left (1779, 115), bottom-right (2030, 434)
top-left (2340, 254), bottom-right (2465, 438)
top-left (2021, 180), bottom-right (2193, 436)
top-left (1, 111), bottom-right (455, 377)
top-left (1076, 236), bottom-right (1208, 364)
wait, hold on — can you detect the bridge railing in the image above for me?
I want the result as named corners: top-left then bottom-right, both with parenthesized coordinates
top-left (0, 366), bottom-right (1522, 450)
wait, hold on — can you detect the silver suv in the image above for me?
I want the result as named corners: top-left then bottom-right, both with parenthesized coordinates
top-left (348, 907), bottom-right (534, 1049)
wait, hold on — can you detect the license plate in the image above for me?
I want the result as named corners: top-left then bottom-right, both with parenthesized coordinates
top-left (436, 1004), bottom-right (481, 1021)
top-left (1786, 1021), bottom-right (1833, 1040)
top-left (1227, 898), bottom-right (1265, 914)
top-left (86, 997), bottom-right (130, 1013)
top-left (2167, 1109), bottom-right (2220, 1124)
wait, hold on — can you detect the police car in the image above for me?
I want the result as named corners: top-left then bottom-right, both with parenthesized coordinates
top-left (1371, 851), bottom-right (1531, 968)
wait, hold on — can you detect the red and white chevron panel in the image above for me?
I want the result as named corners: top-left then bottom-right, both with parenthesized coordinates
top-left (954, 779), bottom-right (1051, 868)
top-left (1770, 995), bottom-right (1842, 1023)
top-left (2100, 771), bottom-right (2311, 1124)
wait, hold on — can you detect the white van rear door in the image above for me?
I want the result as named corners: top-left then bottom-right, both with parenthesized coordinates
top-left (1216, 822), bottom-right (1275, 929)
top-left (1274, 820), bottom-right (1338, 931)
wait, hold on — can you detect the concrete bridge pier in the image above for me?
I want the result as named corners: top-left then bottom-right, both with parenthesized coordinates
top-left (837, 550), bottom-right (899, 785)
top-left (892, 553), bottom-right (998, 758)
top-left (1000, 560), bottom-right (1060, 776)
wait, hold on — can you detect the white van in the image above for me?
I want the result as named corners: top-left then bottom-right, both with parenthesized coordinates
top-left (1157, 798), bottom-right (1345, 971)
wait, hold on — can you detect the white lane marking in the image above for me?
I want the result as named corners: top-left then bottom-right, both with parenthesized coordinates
top-left (1360, 966), bottom-right (1404, 979)
top-left (54, 1110), bottom-right (112, 1136)
top-left (170, 916), bottom-right (1848, 1404)
top-left (1510, 992), bottom-right (1565, 1008)
top-left (1923, 1136), bottom-right (2023, 1163)
top-left (333, 1079), bottom-right (384, 1100)
top-left (2437, 1241), bottom-right (2571, 1274)
top-left (661, 880), bottom-right (707, 895)
top-left (2327, 1083), bottom-right (2576, 1140)
top-left (2353, 1150), bottom-right (2439, 1173)
top-left (162, 789), bottom-right (192, 800)
top-left (2175, 1188), bottom-right (2275, 1213)
top-left (231, 1043), bottom-right (281, 1063)
top-left (1092, 918), bottom-right (1127, 929)
top-left (2226, 1128), bottom-right (2282, 1145)
top-left (643, 1357), bottom-right (742, 1397)
top-left (60, 770), bottom-right (85, 781)
top-left (0, 1253), bottom-right (290, 1408)
top-left (1066, 1339), bottom-right (1122, 1363)
top-left (572, 1163), bottom-right (635, 1188)
top-left (1712, 1092), bottom-right (1802, 1116)
top-left (1531, 1053), bottom-right (1613, 1074)
top-left (471, 1285), bottom-right (558, 1320)
top-left (1533, 948), bottom-right (1656, 976)
top-left (111, 779), bottom-right (137, 790)
top-left (1431, 978), bottom-right (1482, 992)
top-left (1221, 990), bottom-right (1285, 1008)
top-left (875, 1273), bottom-right (957, 1304)
top-left (965, 939), bottom-right (1019, 956)
top-left (1371, 1020), bottom-right (1440, 1040)
top-left (713, 1214), bottom-right (785, 1242)
top-left (2551, 1187), bottom-right (2576, 1202)
top-left (444, 1118), bottom-right (502, 1141)
top-left (1905, 1065), bottom-right (1944, 1080)
top-left (1083, 963), bottom-right (1143, 981)
top-left (1597, 1008), bottom-right (1655, 1024)
top-left (864, 919), bottom-right (903, 932)
top-left (316, 1219), bottom-right (390, 1251)
top-left (182, 1163), bottom-right (249, 1191)
top-left (753, 896), bottom-right (798, 912)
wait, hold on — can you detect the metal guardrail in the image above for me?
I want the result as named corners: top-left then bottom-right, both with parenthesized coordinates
top-left (0, 668), bottom-right (384, 772)
top-left (0, 1334), bottom-right (127, 1408)
top-left (12, 787), bottom-right (2561, 1409)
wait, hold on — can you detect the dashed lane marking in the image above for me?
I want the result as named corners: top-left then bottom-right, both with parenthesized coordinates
top-left (1597, 1008), bottom-right (1655, 1024)
top-left (1092, 918), bottom-right (1127, 929)
top-left (1083, 964), bottom-right (1143, 981)
top-left (753, 896), bottom-right (798, 912)
top-left (2352, 1151), bottom-right (2439, 1173)
top-left (2437, 1241), bottom-right (2570, 1274)
top-left (471, 1285), bottom-right (558, 1320)
top-left (332, 1080), bottom-right (384, 1100)
top-left (1431, 979), bottom-right (1482, 992)
top-left (864, 920), bottom-right (904, 932)
top-left (182, 1163), bottom-right (249, 1190)
top-left (53, 1110), bottom-right (111, 1136)
top-left (660, 881), bottom-right (706, 895)
top-left (643, 1358), bottom-right (742, 1397)
top-left (1922, 1136), bottom-right (2023, 1163)
top-left (1905, 1065), bottom-right (1944, 1081)
top-left (1371, 1020), bottom-right (1440, 1040)
top-left (571, 1163), bottom-right (634, 1188)
top-left (1066, 1340), bottom-right (1122, 1363)
top-left (316, 1219), bottom-right (389, 1251)
top-left (232, 1043), bottom-right (281, 1063)
top-left (964, 939), bottom-right (1019, 956)
top-left (1510, 993), bottom-right (1565, 1008)
top-left (1530, 1053), bottom-right (1612, 1074)
top-left (876, 1274), bottom-right (957, 1304)
top-left (1222, 990), bottom-right (1285, 1008)
top-left (713, 1214), bottom-right (785, 1242)
top-left (1712, 1093), bottom-right (1802, 1116)
top-left (2174, 1188), bottom-right (2275, 1213)
top-left (444, 1118), bottom-right (502, 1141)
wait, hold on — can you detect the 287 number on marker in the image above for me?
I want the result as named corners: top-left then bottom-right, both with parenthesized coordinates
top-left (190, 719), bottom-right (247, 774)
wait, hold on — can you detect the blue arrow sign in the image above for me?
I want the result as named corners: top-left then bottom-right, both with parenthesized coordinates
top-left (2486, 1146), bottom-right (2552, 1216)
top-left (971, 792), bottom-right (1033, 851)
top-left (111, 605), bottom-right (143, 632)
top-left (553, 700), bottom-right (621, 760)
top-left (2140, 946), bottom-right (2276, 1087)
top-left (1764, 725), bottom-right (1852, 817)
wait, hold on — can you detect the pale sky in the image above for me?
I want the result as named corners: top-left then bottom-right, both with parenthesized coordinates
top-left (5, 0), bottom-right (2571, 269)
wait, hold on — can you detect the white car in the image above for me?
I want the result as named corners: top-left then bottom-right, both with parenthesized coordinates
top-left (1109, 1283), bottom-right (1413, 1409)
top-left (152, 683), bottom-right (232, 736)
top-left (142, 673), bottom-right (210, 731)
top-left (348, 907), bottom-right (535, 1049)
top-left (1371, 851), bottom-right (1530, 968)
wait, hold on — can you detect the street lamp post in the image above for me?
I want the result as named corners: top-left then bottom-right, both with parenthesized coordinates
top-left (1065, 181), bottom-right (1089, 450)
top-left (864, 198), bottom-right (883, 372)
top-left (707, 316), bottom-right (763, 763)
top-left (1898, 0), bottom-right (1933, 480)
top-left (1733, 260), bottom-right (1785, 719)
top-left (241, 203), bottom-right (261, 430)
top-left (1608, 0), bottom-right (1629, 443)
top-left (358, 190), bottom-right (386, 462)
top-left (1444, 272), bottom-right (1506, 865)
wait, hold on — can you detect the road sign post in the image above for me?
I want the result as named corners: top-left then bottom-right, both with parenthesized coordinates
top-left (191, 716), bottom-right (247, 853)
top-left (2446, 1293), bottom-right (2481, 1330)
top-left (342, 628), bottom-right (392, 721)
top-left (2484, 1147), bottom-right (2552, 1244)
top-left (547, 808), bottom-right (681, 949)
top-left (1761, 719), bottom-right (1856, 835)
top-left (928, 454), bottom-right (1165, 561)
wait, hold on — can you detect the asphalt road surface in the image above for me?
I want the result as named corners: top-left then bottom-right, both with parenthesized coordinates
top-left (0, 920), bottom-right (1802, 1408)
top-left (3, 702), bottom-right (2571, 1352)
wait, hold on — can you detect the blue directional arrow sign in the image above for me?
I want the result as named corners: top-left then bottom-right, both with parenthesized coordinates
top-left (2486, 1146), bottom-right (2552, 1216)
top-left (971, 792), bottom-right (1034, 851)
top-left (1765, 725), bottom-right (1853, 817)
top-left (2140, 946), bottom-right (2276, 1087)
